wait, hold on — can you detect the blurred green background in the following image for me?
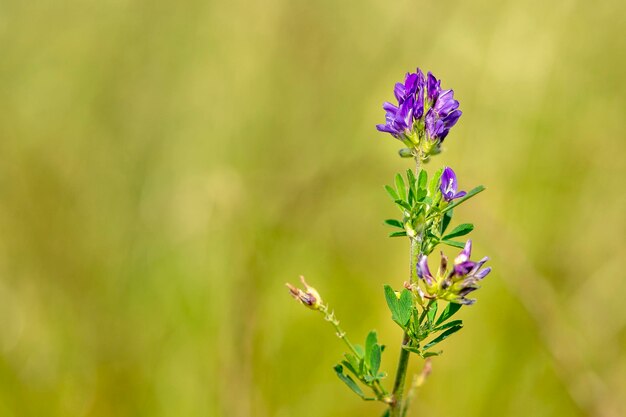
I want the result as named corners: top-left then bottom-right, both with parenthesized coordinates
top-left (1, 0), bottom-right (625, 416)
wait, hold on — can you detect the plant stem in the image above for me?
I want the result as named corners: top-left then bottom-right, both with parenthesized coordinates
top-left (320, 305), bottom-right (359, 356)
top-left (390, 157), bottom-right (422, 417)
top-left (390, 333), bottom-right (411, 416)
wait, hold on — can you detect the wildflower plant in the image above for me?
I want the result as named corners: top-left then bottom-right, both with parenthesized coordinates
top-left (287, 68), bottom-right (491, 417)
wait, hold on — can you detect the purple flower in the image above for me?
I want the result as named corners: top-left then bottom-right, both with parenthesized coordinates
top-left (415, 241), bottom-right (491, 305)
top-left (426, 72), bottom-right (441, 103)
top-left (377, 68), bottom-right (461, 147)
top-left (416, 255), bottom-right (435, 286)
top-left (376, 96), bottom-right (415, 137)
top-left (439, 167), bottom-right (467, 202)
top-left (447, 240), bottom-right (491, 304)
top-left (424, 73), bottom-right (461, 142)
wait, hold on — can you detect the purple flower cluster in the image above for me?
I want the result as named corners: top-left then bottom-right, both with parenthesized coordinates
top-left (376, 68), bottom-right (462, 144)
top-left (416, 240), bottom-right (491, 305)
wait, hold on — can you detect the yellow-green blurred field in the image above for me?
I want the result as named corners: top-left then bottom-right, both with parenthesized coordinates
top-left (0, 0), bottom-right (625, 416)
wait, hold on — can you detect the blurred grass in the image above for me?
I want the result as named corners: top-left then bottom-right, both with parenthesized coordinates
top-left (0, 0), bottom-right (625, 416)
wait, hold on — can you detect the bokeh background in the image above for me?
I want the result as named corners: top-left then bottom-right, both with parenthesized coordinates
top-left (1, 0), bottom-right (625, 416)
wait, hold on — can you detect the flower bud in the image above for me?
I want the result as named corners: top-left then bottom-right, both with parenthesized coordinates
top-left (286, 276), bottom-right (322, 310)
top-left (398, 148), bottom-right (414, 158)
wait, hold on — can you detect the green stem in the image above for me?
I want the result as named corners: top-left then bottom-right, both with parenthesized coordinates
top-left (390, 333), bottom-right (411, 416)
top-left (390, 157), bottom-right (422, 417)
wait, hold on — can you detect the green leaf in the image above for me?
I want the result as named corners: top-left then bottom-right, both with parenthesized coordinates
top-left (384, 286), bottom-right (413, 326)
top-left (406, 169), bottom-right (417, 203)
top-left (443, 223), bottom-right (474, 240)
top-left (334, 365), bottom-right (369, 399)
top-left (441, 209), bottom-right (453, 234)
top-left (436, 302), bottom-right (462, 325)
top-left (385, 185), bottom-right (399, 201)
top-left (364, 331), bottom-right (377, 365)
top-left (381, 409), bottom-right (391, 417)
top-left (384, 219), bottom-right (404, 228)
top-left (423, 325), bottom-right (463, 350)
top-left (341, 360), bottom-right (360, 378)
top-left (384, 285), bottom-right (400, 320)
top-left (406, 168), bottom-right (417, 184)
top-left (442, 239), bottom-right (465, 249)
top-left (343, 353), bottom-right (361, 376)
top-left (369, 344), bottom-right (381, 375)
top-left (395, 174), bottom-right (406, 201)
top-left (420, 196), bottom-right (433, 206)
top-left (406, 169), bottom-right (417, 189)
top-left (440, 185), bottom-right (486, 214)
top-left (389, 231), bottom-right (407, 238)
top-left (421, 351), bottom-right (441, 358)
top-left (426, 302), bottom-right (438, 325)
top-left (397, 289), bottom-right (413, 326)
top-left (429, 167), bottom-right (443, 197)
top-left (354, 344), bottom-right (365, 358)
top-left (394, 199), bottom-right (412, 211)
top-left (417, 169), bottom-right (428, 199)
top-left (434, 319), bottom-right (463, 332)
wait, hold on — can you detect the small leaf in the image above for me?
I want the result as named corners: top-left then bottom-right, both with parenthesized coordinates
top-left (384, 285), bottom-right (400, 321)
top-left (389, 231), bottom-right (407, 238)
top-left (394, 199), bottom-right (412, 211)
top-left (436, 303), bottom-right (462, 325)
top-left (334, 365), bottom-right (370, 399)
top-left (421, 351), bottom-right (441, 358)
top-left (395, 174), bottom-right (406, 201)
top-left (341, 360), bottom-right (360, 378)
top-left (442, 239), bottom-right (465, 249)
top-left (385, 185), bottom-right (399, 201)
top-left (384, 287), bottom-right (413, 326)
top-left (429, 167), bottom-right (443, 197)
top-left (423, 325), bottom-right (463, 350)
top-left (406, 170), bottom-right (417, 201)
top-left (397, 289), bottom-right (413, 326)
top-left (354, 344), bottom-right (365, 358)
top-left (443, 223), bottom-right (474, 240)
top-left (406, 168), bottom-right (417, 187)
top-left (426, 302), bottom-right (438, 325)
top-left (343, 353), bottom-right (361, 376)
top-left (417, 169), bottom-right (428, 199)
top-left (365, 331), bottom-right (377, 364)
top-left (369, 344), bottom-right (381, 375)
top-left (440, 185), bottom-right (486, 214)
top-left (419, 196), bottom-right (433, 206)
top-left (434, 319), bottom-right (463, 332)
top-left (384, 219), bottom-right (403, 228)
top-left (441, 209), bottom-right (453, 234)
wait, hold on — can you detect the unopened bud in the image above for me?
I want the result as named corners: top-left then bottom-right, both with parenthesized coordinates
top-left (398, 148), bottom-right (414, 158)
top-left (438, 251), bottom-right (448, 276)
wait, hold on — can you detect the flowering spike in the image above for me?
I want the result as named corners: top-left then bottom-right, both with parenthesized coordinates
top-left (377, 68), bottom-right (462, 160)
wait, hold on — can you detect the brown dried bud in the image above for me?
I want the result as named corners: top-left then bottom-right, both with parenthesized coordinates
top-left (285, 276), bottom-right (322, 310)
